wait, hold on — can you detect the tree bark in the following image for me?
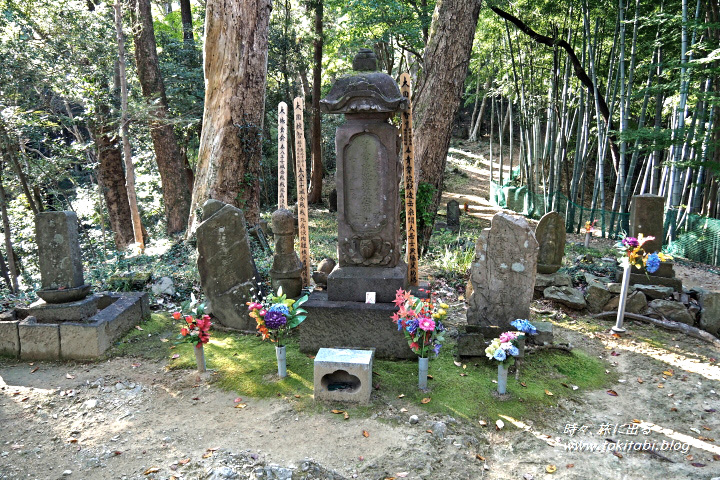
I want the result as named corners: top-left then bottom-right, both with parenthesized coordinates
top-left (413, 0), bottom-right (482, 253)
top-left (132, 0), bottom-right (193, 234)
top-left (0, 171), bottom-right (19, 293)
top-left (188, 0), bottom-right (272, 230)
top-left (307, 0), bottom-right (324, 205)
top-left (179, 0), bottom-right (194, 46)
top-left (94, 109), bottom-right (135, 250)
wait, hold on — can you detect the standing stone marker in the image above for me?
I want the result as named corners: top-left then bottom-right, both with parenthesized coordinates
top-left (447, 200), bottom-right (460, 233)
top-left (196, 200), bottom-right (256, 331)
top-left (320, 49), bottom-right (409, 302)
top-left (35, 211), bottom-right (85, 291)
top-left (629, 194), bottom-right (664, 254)
top-left (293, 97), bottom-right (311, 286)
top-left (399, 72), bottom-right (419, 286)
top-left (467, 213), bottom-right (539, 329)
top-left (278, 102), bottom-right (288, 209)
top-left (270, 209), bottom-right (303, 298)
top-left (535, 211), bottom-right (566, 274)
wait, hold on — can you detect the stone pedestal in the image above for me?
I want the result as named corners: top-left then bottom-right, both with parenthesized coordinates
top-left (27, 295), bottom-right (99, 323)
top-left (327, 264), bottom-right (407, 303)
top-left (270, 209), bottom-right (303, 298)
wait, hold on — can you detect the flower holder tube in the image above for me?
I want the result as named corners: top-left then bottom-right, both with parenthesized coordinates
top-left (497, 363), bottom-right (509, 394)
top-left (418, 357), bottom-right (429, 390)
top-left (612, 264), bottom-right (631, 334)
top-left (195, 345), bottom-right (206, 372)
top-left (276, 345), bottom-right (287, 378)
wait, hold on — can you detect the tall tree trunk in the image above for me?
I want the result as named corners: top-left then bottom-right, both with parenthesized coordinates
top-left (0, 171), bottom-right (19, 293)
top-left (179, 0), bottom-right (194, 46)
top-left (94, 107), bottom-right (135, 250)
top-left (115, 1), bottom-right (145, 250)
top-left (132, 0), bottom-right (193, 234)
top-left (307, 0), bottom-right (323, 205)
top-left (413, 0), bottom-right (482, 253)
top-left (188, 0), bottom-right (272, 230)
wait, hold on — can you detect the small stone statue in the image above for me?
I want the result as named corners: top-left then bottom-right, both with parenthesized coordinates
top-left (269, 209), bottom-right (303, 297)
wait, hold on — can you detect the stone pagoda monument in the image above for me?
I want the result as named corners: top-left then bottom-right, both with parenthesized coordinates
top-left (299, 49), bottom-right (413, 358)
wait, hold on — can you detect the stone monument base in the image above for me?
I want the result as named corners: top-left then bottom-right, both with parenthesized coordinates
top-left (327, 263), bottom-right (407, 303)
top-left (299, 292), bottom-right (414, 359)
top-left (28, 295), bottom-right (99, 323)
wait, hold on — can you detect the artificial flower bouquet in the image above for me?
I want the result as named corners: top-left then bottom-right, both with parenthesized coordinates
top-left (511, 318), bottom-right (537, 335)
top-left (247, 287), bottom-right (308, 346)
top-left (391, 288), bottom-right (448, 358)
top-left (173, 303), bottom-right (212, 349)
top-left (617, 233), bottom-right (671, 273)
top-left (485, 331), bottom-right (522, 365)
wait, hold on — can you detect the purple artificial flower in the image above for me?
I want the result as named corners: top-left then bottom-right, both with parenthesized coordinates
top-left (435, 321), bottom-right (446, 332)
top-left (622, 236), bottom-right (639, 249)
top-left (405, 319), bottom-right (419, 334)
top-left (433, 343), bottom-right (442, 356)
top-left (264, 310), bottom-right (287, 330)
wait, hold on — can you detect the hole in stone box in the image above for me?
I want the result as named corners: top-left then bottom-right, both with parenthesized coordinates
top-left (321, 370), bottom-right (361, 393)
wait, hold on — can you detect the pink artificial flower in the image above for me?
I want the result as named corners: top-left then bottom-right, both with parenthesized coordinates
top-left (418, 317), bottom-right (436, 332)
top-left (248, 302), bottom-right (263, 311)
top-left (391, 312), bottom-right (400, 323)
top-left (259, 309), bottom-right (267, 317)
top-left (499, 332), bottom-right (518, 343)
top-left (393, 289), bottom-right (407, 307)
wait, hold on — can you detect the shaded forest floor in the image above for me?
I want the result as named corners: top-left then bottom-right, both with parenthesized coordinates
top-left (1, 140), bottom-right (720, 479)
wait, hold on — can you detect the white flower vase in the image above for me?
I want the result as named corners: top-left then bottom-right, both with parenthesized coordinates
top-left (195, 345), bottom-right (206, 372)
top-left (418, 357), bottom-right (429, 390)
top-left (497, 363), bottom-right (509, 394)
top-left (584, 231), bottom-right (591, 248)
top-left (276, 345), bottom-right (287, 378)
top-left (612, 264), bottom-right (632, 334)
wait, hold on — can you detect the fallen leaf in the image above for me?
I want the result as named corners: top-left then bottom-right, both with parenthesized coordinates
top-left (561, 383), bottom-right (569, 388)
top-left (421, 397), bottom-right (431, 404)
top-left (607, 390), bottom-right (619, 396)
top-left (144, 467), bottom-right (160, 475)
top-left (611, 351), bottom-right (620, 356)
top-left (294, 394), bottom-right (300, 398)
top-left (427, 374), bottom-right (433, 380)
top-left (160, 338), bottom-right (169, 343)
top-left (400, 408), bottom-right (408, 413)
top-left (202, 452), bottom-right (213, 458)
top-left (658, 384), bottom-right (664, 388)
top-left (331, 409), bottom-right (345, 414)
top-left (426, 429), bottom-right (433, 434)
top-left (545, 390), bottom-right (554, 396)
top-left (178, 458), bottom-right (190, 465)
top-left (496, 419), bottom-right (504, 430)
top-left (11, 444), bottom-right (23, 450)
top-left (703, 426), bottom-right (712, 431)
top-left (520, 382), bottom-right (527, 387)
top-left (613, 452), bottom-right (623, 459)
top-left (113, 451), bottom-right (122, 456)
top-left (713, 454), bottom-right (720, 461)
top-left (65, 373), bottom-right (75, 379)
top-left (30, 367), bottom-right (39, 374)
top-left (611, 333), bottom-right (621, 338)
top-left (362, 430), bottom-right (369, 438)
top-left (478, 420), bottom-right (487, 427)
top-left (686, 455), bottom-right (694, 461)
top-left (454, 360), bottom-right (462, 367)
top-left (192, 397), bottom-right (200, 401)
top-left (632, 419), bottom-right (641, 423)
top-left (699, 436), bottom-right (715, 442)
top-left (476, 454), bottom-right (486, 461)
top-left (135, 325), bottom-right (144, 331)
top-left (396, 473), bottom-right (408, 478)
top-left (67, 438), bottom-right (78, 443)
top-left (670, 407), bottom-right (678, 412)
top-left (397, 394), bottom-right (405, 398)
top-left (20, 397), bottom-right (29, 402)
top-left (691, 463), bottom-right (706, 467)
top-left (663, 370), bottom-right (674, 376)
top-left (234, 403), bottom-right (247, 409)
top-left (637, 378), bottom-right (644, 384)
top-left (460, 373), bottom-right (468, 377)
top-left (566, 464), bottom-right (574, 469)
top-left (545, 465), bottom-right (557, 473)
top-left (171, 354), bottom-right (180, 359)
top-left (344, 412), bottom-right (349, 420)
top-left (131, 363), bottom-right (141, 368)
top-left (705, 409), bottom-right (717, 413)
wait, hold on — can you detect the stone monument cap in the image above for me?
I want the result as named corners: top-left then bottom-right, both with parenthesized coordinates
top-left (352, 48), bottom-right (377, 71)
top-left (271, 208), bottom-right (295, 235)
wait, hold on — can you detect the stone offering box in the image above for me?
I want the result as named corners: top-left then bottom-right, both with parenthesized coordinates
top-left (0, 292), bottom-right (149, 361)
top-left (314, 348), bottom-right (374, 405)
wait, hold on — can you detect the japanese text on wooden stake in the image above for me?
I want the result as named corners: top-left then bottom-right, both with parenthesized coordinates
top-left (399, 73), bottom-right (419, 286)
top-left (278, 102), bottom-right (288, 209)
top-left (293, 97), bottom-right (311, 286)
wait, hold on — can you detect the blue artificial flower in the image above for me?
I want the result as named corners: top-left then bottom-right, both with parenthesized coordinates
top-left (646, 252), bottom-right (661, 274)
top-left (511, 319), bottom-right (537, 335)
top-left (406, 319), bottom-right (419, 334)
top-left (433, 343), bottom-right (442, 356)
top-left (493, 349), bottom-right (507, 362)
top-left (435, 321), bottom-right (446, 332)
top-left (268, 303), bottom-right (290, 316)
top-left (508, 346), bottom-right (520, 357)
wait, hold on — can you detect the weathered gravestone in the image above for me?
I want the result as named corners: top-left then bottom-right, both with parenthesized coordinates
top-left (535, 211), bottom-right (565, 274)
top-left (446, 200), bottom-right (460, 233)
top-left (460, 213), bottom-right (540, 355)
top-left (321, 48), bottom-right (409, 303)
top-left (300, 49), bottom-right (413, 359)
top-left (622, 194), bottom-right (682, 291)
top-left (196, 200), bottom-right (257, 331)
top-left (35, 211), bottom-right (87, 294)
top-left (270, 208), bottom-right (303, 298)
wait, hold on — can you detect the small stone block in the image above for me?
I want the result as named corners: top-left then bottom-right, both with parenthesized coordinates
top-left (0, 317), bottom-right (20, 358)
top-left (314, 348), bottom-right (374, 405)
top-left (60, 319), bottom-right (110, 360)
top-left (19, 317), bottom-right (60, 360)
top-left (327, 264), bottom-right (408, 303)
top-left (528, 321), bottom-right (553, 345)
top-left (457, 332), bottom-right (486, 357)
